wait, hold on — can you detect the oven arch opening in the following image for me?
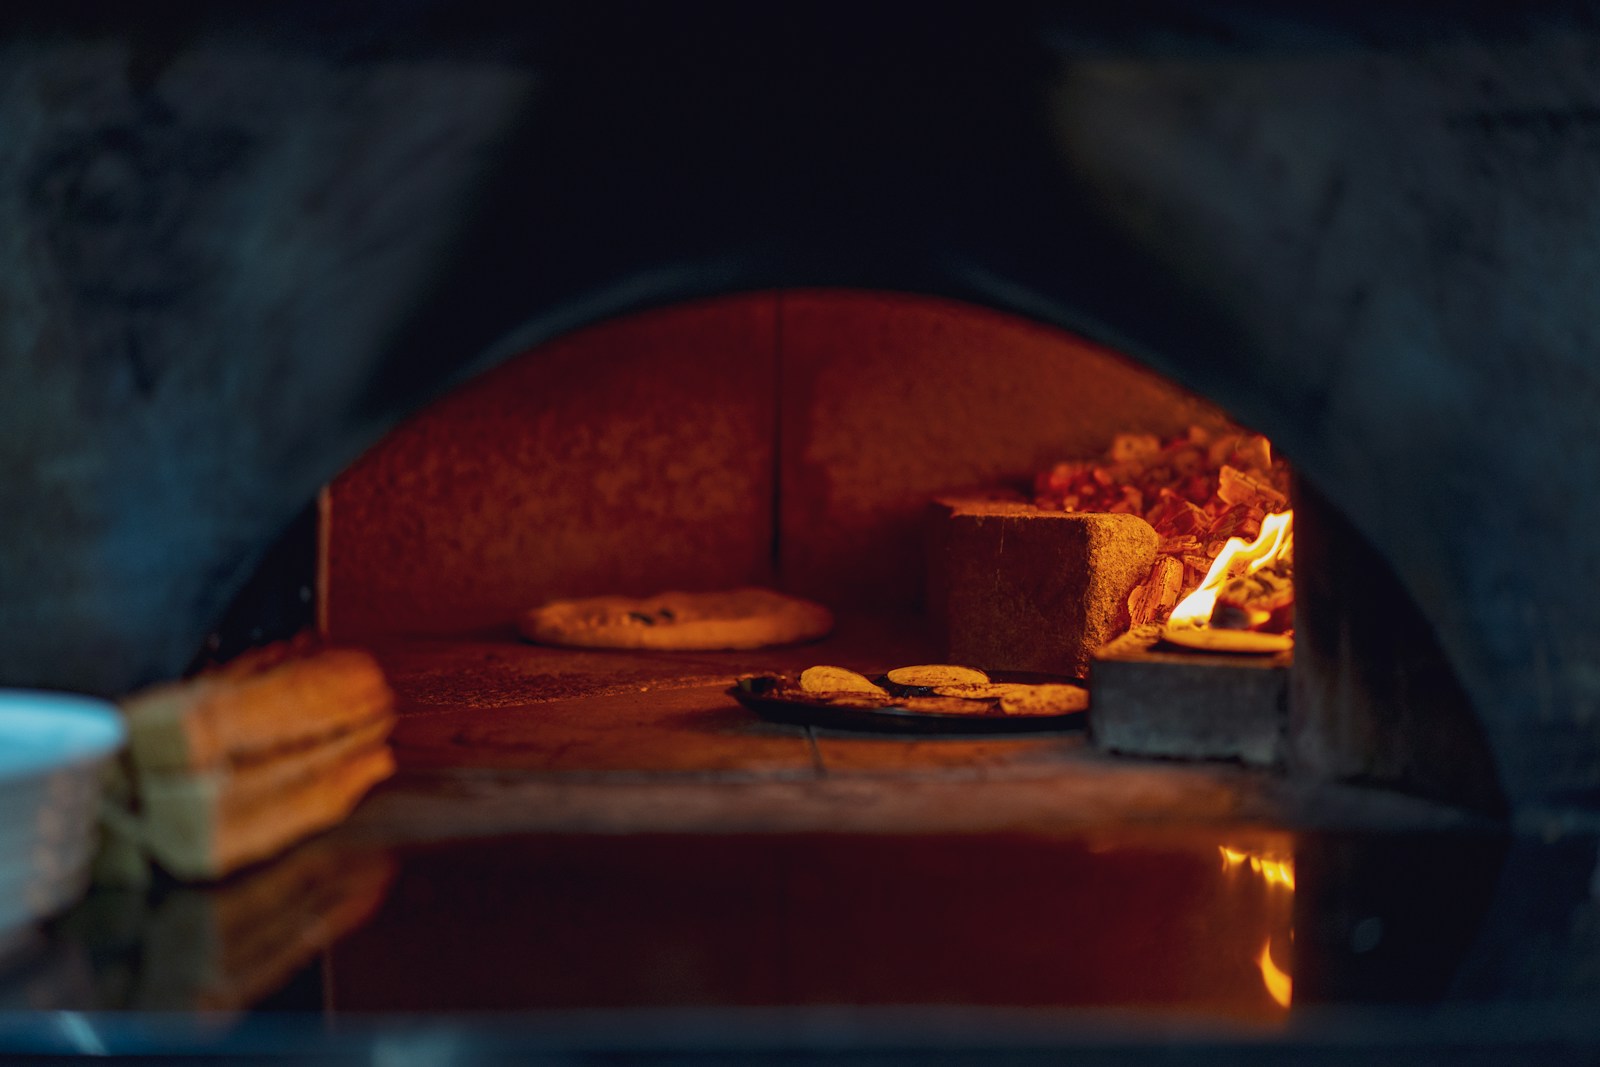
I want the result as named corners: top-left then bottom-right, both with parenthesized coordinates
top-left (271, 288), bottom-right (1504, 815)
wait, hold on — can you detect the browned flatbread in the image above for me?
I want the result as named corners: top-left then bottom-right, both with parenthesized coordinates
top-left (997, 684), bottom-right (1089, 716)
top-left (799, 665), bottom-right (888, 695)
top-left (892, 695), bottom-right (1002, 715)
top-left (108, 643), bottom-right (398, 884)
top-left (1159, 626), bottom-right (1292, 654)
top-left (138, 742), bottom-right (396, 882)
top-left (520, 588), bottom-right (834, 651)
top-left (885, 664), bottom-right (989, 688)
top-left (759, 685), bottom-right (995, 716)
top-left (929, 682), bottom-right (1030, 699)
top-left (929, 681), bottom-right (1089, 714)
top-left (121, 647), bottom-right (393, 774)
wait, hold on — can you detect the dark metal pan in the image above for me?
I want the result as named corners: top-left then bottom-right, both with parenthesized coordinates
top-left (728, 673), bottom-right (1086, 734)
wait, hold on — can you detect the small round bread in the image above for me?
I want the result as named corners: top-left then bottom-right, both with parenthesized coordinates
top-left (802, 691), bottom-right (898, 709)
top-left (884, 665), bottom-right (990, 689)
top-left (997, 684), bottom-right (1089, 716)
top-left (520, 588), bottom-right (833, 651)
top-left (1159, 626), bottom-right (1292, 655)
top-left (799, 666), bottom-right (888, 696)
top-left (891, 695), bottom-right (999, 715)
top-left (930, 682), bottom-right (1035, 700)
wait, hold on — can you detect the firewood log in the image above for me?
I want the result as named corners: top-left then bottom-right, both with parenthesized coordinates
top-left (1211, 561), bottom-right (1293, 631)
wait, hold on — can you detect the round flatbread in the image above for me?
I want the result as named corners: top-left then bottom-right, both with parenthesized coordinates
top-left (802, 691), bottom-right (899, 709)
top-left (929, 682), bottom-right (1035, 700)
top-left (884, 665), bottom-right (990, 689)
top-left (893, 695), bottom-right (1003, 716)
top-left (520, 588), bottom-right (834, 651)
top-left (1159, 626), bottom-right (1292, 654)
top-left (800, 666), bottom-right (888, 696)
top-left (931, 682), bottom-right (1089, 715)
top-left (997, 684), bottom-right (1089, 716)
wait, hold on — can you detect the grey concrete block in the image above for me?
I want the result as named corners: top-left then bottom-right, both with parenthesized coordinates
top-left (1090, 626), bottom-right (1289, 766)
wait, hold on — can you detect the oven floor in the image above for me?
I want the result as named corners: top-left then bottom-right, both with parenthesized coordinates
top-left (336, 613), bottom-right (1479, 844)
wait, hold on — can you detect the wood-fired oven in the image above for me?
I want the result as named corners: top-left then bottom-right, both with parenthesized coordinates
top-left (307, 288), bottom-right (1498, 811)
top-left (4, 3), bottom-right (1600, 1057)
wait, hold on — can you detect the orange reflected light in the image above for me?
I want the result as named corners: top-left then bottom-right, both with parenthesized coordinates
top-left (1218, 846), bottom-right (1295, 891)
top-left (1253, 855), bottom-right (1296, 891)
top-left (1168, 509), bottom-right (1295, 629)
top-left (1257, 940), bottom-right (1293, 1008)
top-left (1221, 846), bottom-right (1297, 1009)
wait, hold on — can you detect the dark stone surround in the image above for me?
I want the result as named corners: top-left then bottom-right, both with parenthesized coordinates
top-left (3, 3), bottom-right (1598, 814)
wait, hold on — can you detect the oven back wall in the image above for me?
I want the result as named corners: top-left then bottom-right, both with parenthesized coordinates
top-left (322, 291), bottom-right (1230, 638)
top-left (322, 297), bottom-right (778, 639)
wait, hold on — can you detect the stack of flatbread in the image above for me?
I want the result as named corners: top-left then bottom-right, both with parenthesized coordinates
top-left (103, 646), bottom-right (396, 882)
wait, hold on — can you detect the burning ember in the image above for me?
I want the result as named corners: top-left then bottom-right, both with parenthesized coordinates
top-left (1034, 427), bottom-right (1294, 646)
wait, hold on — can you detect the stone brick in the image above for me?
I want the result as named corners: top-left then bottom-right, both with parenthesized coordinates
top-left (929, 498), bottom-right (1159, 678)
top-left (1090, 626), bottom-right (1289, 766)
top-left (322, 295), bottom-right (778, 638)
top-left (776, 290), bottom-right (1235, 611)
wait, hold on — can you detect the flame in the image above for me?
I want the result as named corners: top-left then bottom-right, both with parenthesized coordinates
top-left (1168, 509), bottom-right (1295, 629)
top-left (1257, 939), bottom-right (1293, 1008)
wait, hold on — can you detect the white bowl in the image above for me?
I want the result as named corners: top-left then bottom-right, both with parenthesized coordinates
top-left (0, 691), bottom-right (125, 934)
